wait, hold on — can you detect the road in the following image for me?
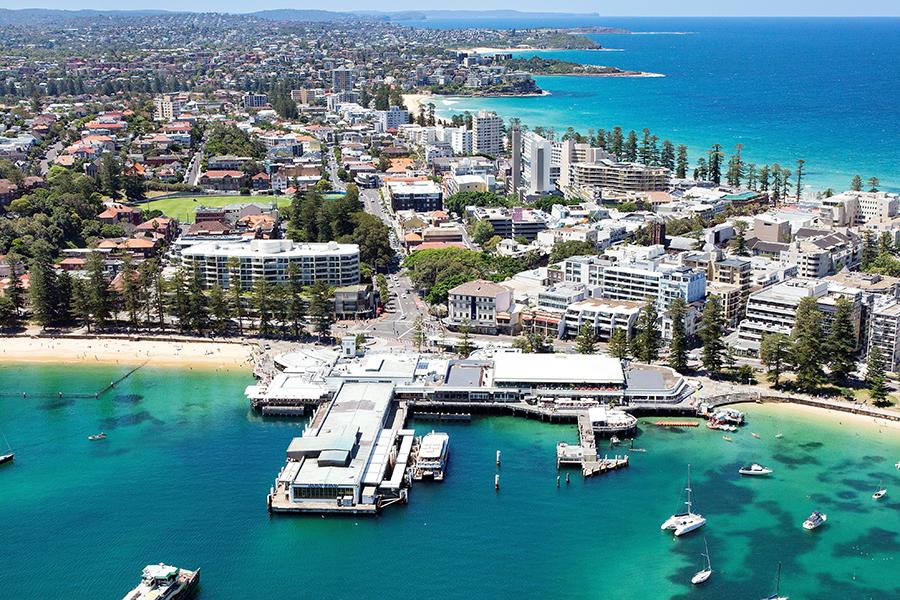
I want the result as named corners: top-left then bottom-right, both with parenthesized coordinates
top-left (39, 141), bottom-right (63, 175)
top-left (324, 145), bottom-right (346, 192)
top-left (184, 148), bottom-right (203, 186)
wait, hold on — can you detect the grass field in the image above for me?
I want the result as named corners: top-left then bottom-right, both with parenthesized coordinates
top-left (140, 195), bottom-right (292, 222)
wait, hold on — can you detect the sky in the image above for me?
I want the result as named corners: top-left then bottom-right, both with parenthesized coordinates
top-left (3, 2), bottom-right (900, 17)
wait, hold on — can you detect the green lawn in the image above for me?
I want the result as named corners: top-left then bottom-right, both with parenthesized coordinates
top-left (139, 195), bottom-right (292, 223)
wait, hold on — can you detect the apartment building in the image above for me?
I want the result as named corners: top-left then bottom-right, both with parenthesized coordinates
top-left (729, 278), bottom-right (863, 356)
top-left (446, 279), bottom-right (514, 334)
top-left (821, 190), bottom-right (899, 226)
top-left (472, 110), bottom-right (503, 156)
top-left (386, 180), bottom-right (443, 212)
top-left (568, 159), bottom-right (670, 197)
top-left (867, 299), bottom-right (900, 373)
top-left (181, 239), bottom-right (360, 290)
top-left (377, 106), bottom-right (409, 132)
top-left (562, 298), bottom-right (643, 341)
top-left (332, 67), bottom-right (354, 93)
top-left (782, 229), bottom-right (861, 278)
top-left (469, 206), bottom-right (549, 241)
top-left (521, 131), bottom-right (553, 196)
top-left (242, 93), bottom-right (269, 109)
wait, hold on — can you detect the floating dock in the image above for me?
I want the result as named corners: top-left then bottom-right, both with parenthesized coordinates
top-left (655, 420), bottom-right (700, 427)
top-left (555, 412), bottom-right (630, 478)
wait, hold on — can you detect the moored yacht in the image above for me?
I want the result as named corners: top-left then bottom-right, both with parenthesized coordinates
top-left (0, 452), bottom-right (13, 466)
top-left (761, 562), bottom-right (788, 600)
top-left (121, 563), bottom-right (199, 600)
top-left (739, 463), bottom-right (773, 476)
top-left (661, 464), bottom-right (706, 537)
top-left (872, 483), bottom-right (887, 500)
top-left (691, 538), bottom-right (712, 584)
top-left (802, 511), bottom-right (827, 530)
top-left (413, 431), bottom-right (449, 481)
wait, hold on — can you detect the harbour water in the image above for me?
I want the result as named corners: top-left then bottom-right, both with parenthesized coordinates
top-left (1, 363), bottom-right (898, 598)
top-left (432, 17), bottom-right (900, 192)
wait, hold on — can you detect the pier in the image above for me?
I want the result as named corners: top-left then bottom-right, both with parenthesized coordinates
top-left (555, 412), bottom-right (630, 478)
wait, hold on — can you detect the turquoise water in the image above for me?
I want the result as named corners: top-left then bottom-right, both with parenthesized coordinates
top-left (435, 18), bottom-right (900, 192)
top-left (1, 364), bottom-right (898, 598)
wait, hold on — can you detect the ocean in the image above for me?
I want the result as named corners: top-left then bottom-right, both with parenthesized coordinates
top-left (427, 17), bottom-right (900, 192)
top-left (1, 363), bottom-right (898, 598)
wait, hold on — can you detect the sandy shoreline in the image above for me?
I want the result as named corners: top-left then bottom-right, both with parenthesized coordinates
top-left (743, 400), bottom-right (900, 432)
top-left (0, 336), bottom-right (254, 371)
top-left (401, 93), bottom-right (432, 116)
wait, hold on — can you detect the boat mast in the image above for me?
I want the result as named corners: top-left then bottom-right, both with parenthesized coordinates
top-left (685, 464), bottom-right (693, 514)
top-left (703, 538), bottom-right (711, 570)
top-left (775, 561), bottom-right (782, 595)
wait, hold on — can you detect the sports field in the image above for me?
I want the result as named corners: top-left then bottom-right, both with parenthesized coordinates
top-left (140, 195), bottom-right (292, 222)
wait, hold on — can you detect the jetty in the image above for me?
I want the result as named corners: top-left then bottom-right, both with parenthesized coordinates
top-left (555, 412), bottom-right (629, 478)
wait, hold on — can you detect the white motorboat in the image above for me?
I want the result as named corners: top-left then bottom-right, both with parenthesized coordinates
top-left (691, 538), bottom-right (712, 585)
top-left (661, 464), bottom-right (706, 537)
top-left (761, 562), bottom-right (788, 600)
top-left (873, 483), bottom-right (887, 500)
top-left (122, 564), bottom-right (199, 600)
top-left (739, 463), bottom-right (773, 476)
top-left (802, 511), bottom-right (827, 530)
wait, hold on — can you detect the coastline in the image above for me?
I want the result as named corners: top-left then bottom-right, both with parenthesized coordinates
top-left (404, 90), bottom-right (550, 115)
top-left (539, 71), bottom-right (665, 78)
top-left (742, 399), bottom-right (900, 432)
top-left (0, 335), bottom-right (254, 370)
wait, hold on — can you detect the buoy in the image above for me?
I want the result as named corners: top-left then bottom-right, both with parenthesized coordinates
top-left (495, 474), bottom-right (500, 490)
top-left (566, 473), bottom-right (571, 484)
top-left (556, 475), bottom-right (560, 487)
top-left (496, 450), bottom-right (501, 466)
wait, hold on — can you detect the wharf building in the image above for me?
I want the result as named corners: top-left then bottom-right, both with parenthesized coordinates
top-left (252, 349), bottom-right (693, 514)
top-left (181, 238), bottom-right (360, 290)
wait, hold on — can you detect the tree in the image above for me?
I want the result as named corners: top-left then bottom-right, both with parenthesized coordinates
top-left (5, 255), bottom-right (24, 316)
top-left (861, 230), bottom-right (878, 270)
top-left (575, 322), bottom-right (598, 354)
top-left (760, 333), bottom-right (792, 387)
top-left (868, 177), bottom-right (880, 192)
top-left (253, 278), bottom-right (273, 337)
top-left (866, 346), bottom-right (890, 406)
top-left (667, 297), bottom-right (688, 373)
top-left (123, 173), bottom-right (146, 200)
top-left (412, 316), bottom-right (426, 352)
top-left (120, 255), bottom-right (140, 329)
top-left (456, 325), bottom-right (475, 357)
top-left (731, 220), bottom-right (749, 256)
top-left (850, 175), bottom-right (862, 192)
top-left (660, 140), bottom-right (676, 171)
top-left (85, 251), bottom-right (110, 329)
top-left (879, 231), bottom-right (894, 256)
top-left (307, 280), bottom-right (334, 341)
top-left (168, 268), bottom-right (191, 332)
top-left (623, 130), bottom-right (638, 162)
top-left (227, 257), bottom-right (244, 335)
top-left (794, 159), bottom-right (805, 200)
top-left (98, 153), bottom-right (122, 198)
top-left (471, 220), bottom-right (496, 246)
top-left (607, 327), bottom-right (629, 360)
top-left (699, 295), bottom-right (725, 374)
top-left (827, 297), bottom-right (856, 383)
top-left (286, 263), bottom-right (306, 338)
top-left (0, 295), bottom-right (17, 330)
top-left (708, 144), bottom-right (723, 184)
top-left (791, 296), bottom-right (825, 392)
top-left (633, 302), bottom-right (661, 363)
top-left (549, 240), bottom-right (599, 263)
top-left (208, 284), bottom-right (230, 334)
top-left (675, 145), bottom-right (688, 179)
top-left (726, 145), bottom-right (743, 187)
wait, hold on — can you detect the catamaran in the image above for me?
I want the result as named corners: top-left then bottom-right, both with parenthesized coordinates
top-left (739, 463), bottom-right (773, 476)
top-left (761, 562), bottom-right (788, 600)
top-left (691, 538), bottom-right (712, 584)
top-left (661, 464), bottom-right (706, 537)
top-left (873, 482), bottom-right (887, 500)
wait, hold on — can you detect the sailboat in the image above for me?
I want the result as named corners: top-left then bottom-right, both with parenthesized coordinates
top-left (661, 464), bottom-right (707, 537)
top-left (691, 538), bottom-right (712, 584)
top-left (761, 562), bottom-right (788, 600)
top-left (0, 430), bottom-right (14, 466)
top-left (872, 482), bottom-right (887, 500)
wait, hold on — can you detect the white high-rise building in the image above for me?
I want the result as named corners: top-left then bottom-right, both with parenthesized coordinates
top-left (522, 131), bottom-right (553, 195)
top-left (377, 106), bottom-right (409, 132)
top-left (472, 110), bottom-right (503, 156)
top-left (450, 128), bottom-right (473, 155)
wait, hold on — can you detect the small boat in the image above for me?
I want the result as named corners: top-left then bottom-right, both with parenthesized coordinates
top-left (610, 436), bottom-right (621, 446)
top-left (88, 432), bottom-right (107, 441)
top-left (691, 538), bottom-right (713, 584)
top-left (121, 563), bottom-right (200, 600)
top-left (873, 483), bottom-right (887, 500)
top-left (895, 461), bottom-right (900, 469)
top-left (752, 432), bottom-right (761, 439)
top-left (740, 463), bottom-right (773, 476)
top-left (661, 464), bottom-right (706, 537)
top-left (761, 562), bottom-right (789, 600)
top-left (722, 435), bottom-right (732, 442)
top-left (413, 431), bottom-right (449, 481)
top-left (775, 433), bottom-right (784, 439)
top-left (0, 452), bottom-right (14, 466)
top-left (802, 511), bottom-right (827, 530)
